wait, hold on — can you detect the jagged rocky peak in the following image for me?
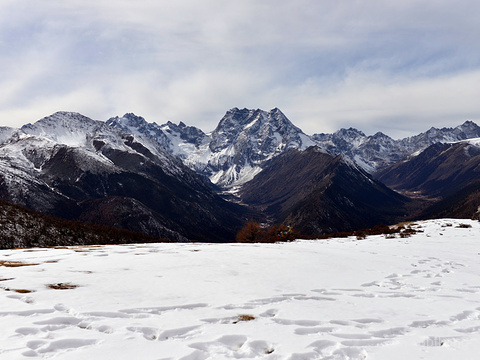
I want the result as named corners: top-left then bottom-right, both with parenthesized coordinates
top-left (214, 107), bottom-right (301, 133)
top-left (210, 107), bottom-right (314, 152)
top-left (107, 113), bottom-right (209, 156)
top-left (403, 120), bottom-right (480, 146)
top-left (161, 120), bottom-right (207, 145)
top-left (104, 107), bottom-right (317, 188)
top-left (363, 132), bottom-right (396, 149)
top-left (199, 107), bottom-right (319, 188)
top-left (107, 113), bottom-right (173, 150)
top-left (454, 120), bottom-right (480, 138)
top-left (107, 113), bottom-right (149, 128)
top-left (313, 127), bottom-right (365, 141)
top-left (370, 131), bottom-right (392, 140)
top-left (106, 113), bottom-right (155, 134)
top-left (334, 127), bottom-right (366, 140)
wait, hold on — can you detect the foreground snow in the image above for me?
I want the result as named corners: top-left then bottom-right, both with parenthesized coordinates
top-left (1, 219), bottom-right (480, 359)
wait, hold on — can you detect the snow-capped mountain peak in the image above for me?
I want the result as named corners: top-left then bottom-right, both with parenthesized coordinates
top-left (190, 107), bottom-right (319, 188)
top-left (21, 112), bottom-right (104, 147)
top-left (312, 120), bottom-right (480, 174)
top-left (106, 108), bottom-right (319, 189)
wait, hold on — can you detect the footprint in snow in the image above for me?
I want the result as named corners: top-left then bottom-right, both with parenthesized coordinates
top-left (22, 338), bottom-right (98, 357)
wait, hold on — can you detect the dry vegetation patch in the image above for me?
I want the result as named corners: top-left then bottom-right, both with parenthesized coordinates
top-left (73, 249), bottom-right (94, 253)
top-left (456, 223), bottom-right (472, 228)
top-left (13, 289), bottom-right (34, 294)
top-left (47, 282), bottom-right (79, 290)
top-left (318, 222), bottom-right (422, 240)
top-left (1, 287), bottom-right (34, 293)
top-left (233, 314), bottom-right (256, 324)
top-left (0, 260), bottom-right (39, 267)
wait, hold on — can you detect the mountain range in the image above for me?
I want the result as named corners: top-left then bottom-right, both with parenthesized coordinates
top-left (0, 112), bottom-right (249, 242)
top-left (1, 108), bottom-right (479, 244)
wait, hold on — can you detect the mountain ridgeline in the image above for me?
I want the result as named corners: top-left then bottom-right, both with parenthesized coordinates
top-left (1, 108), bottom-right (480, 245)
top-left (240, 147), bottom-right (410, 235)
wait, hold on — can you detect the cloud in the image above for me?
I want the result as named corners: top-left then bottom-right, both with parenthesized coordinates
top-left (278, 68), bottom-right (480, 138)
top-left (0, 0), bottom-right (479, 137)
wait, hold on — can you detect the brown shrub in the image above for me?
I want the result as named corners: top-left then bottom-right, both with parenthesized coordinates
top-left (236, 222), bottom-right (296, 243)
top-left (236, 221), bottom-right (262, 243)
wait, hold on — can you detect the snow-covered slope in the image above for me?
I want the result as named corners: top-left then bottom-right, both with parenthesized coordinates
top-left (0, 127), bottom-right (16, 145)
top-left (106, 113), bottom-right (211, 175)
top-left (21, 112), bottom-right (185, 177)
top-left (1, 218), bottom-right (479, 359)
top-left (0, 112), bottom-right (183, 214)
top-left (106, 114), bottom-right (207, 158)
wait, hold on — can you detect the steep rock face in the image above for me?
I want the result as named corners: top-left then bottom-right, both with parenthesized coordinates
top-left (239, 147), bottom-right (409, 236)
top-left (204, 108), bottom-right (317, 188)
top-left (0, 112), bottom-right (249, 242)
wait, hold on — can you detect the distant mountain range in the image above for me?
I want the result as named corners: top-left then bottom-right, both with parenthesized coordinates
top-left (108, 108), bottom-right (480, 189)
top-left (1, 108), bottom-right (480, 244)
top-left (0, 112), bottom-right (249, 242)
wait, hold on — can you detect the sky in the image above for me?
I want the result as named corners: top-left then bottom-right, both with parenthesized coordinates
top-left (0, 0), bottom-right (479, 138)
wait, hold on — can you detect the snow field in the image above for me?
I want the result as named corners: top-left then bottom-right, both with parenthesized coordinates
top-left (0, 219), bottom-right (480, 359)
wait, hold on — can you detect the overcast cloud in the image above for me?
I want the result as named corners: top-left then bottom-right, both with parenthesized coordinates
top-left (0, 0), bottom-right (479, 138)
